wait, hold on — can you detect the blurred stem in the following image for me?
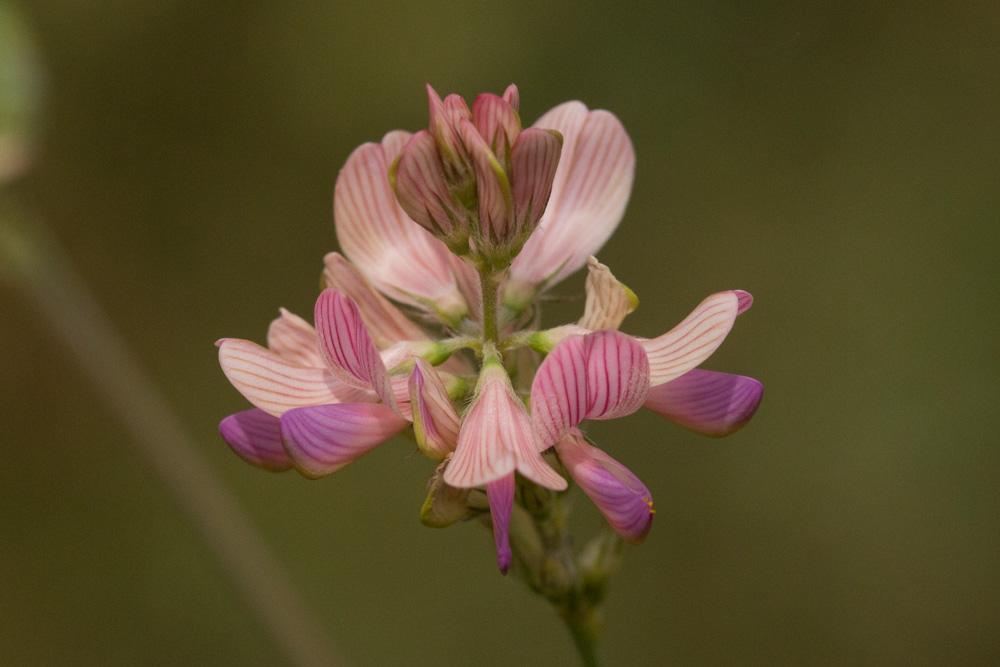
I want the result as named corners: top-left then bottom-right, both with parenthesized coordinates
top-left (0, 198), bottom-right (346, 667)
top-left (562, 604), bottom-right (602, 667)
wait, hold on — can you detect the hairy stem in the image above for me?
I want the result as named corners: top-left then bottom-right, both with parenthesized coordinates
top-left (479, 268), bottom-right (501, 343)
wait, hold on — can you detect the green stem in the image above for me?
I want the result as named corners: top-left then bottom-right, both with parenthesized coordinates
top-left (479, 268), bottom-right (501, 343)
top-left (562, 604), bottom-right (603, 667)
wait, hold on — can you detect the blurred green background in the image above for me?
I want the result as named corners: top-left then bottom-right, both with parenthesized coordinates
top-left (2, 1), bottom-right (998, 665)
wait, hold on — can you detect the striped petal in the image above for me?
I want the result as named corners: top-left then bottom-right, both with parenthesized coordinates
top-left (531, 331), bottom-right (650, 449)
top-left (446, 362), bottom-right (566, 490)
top-left (578, 256), bottom-right (637, 331)
top-left (314, 289), bottom-right (395, 409)
top-left (219, 409), bottom-right (291, 471)
top-left (472, 92), bottom-right (521, 169)
top-left (644, 369), bottom-right (763, 437)
top-left (217, 338), bottom-right (370, 417)
top-left (555, 432), bottom-right (654, 544)
top-left (459, 118), bottom-right (512, 248)
top-left (506, 103), bottom-right (635, 299)
top-left (639, 291), bottom-right (742, 387)
top-left (409, 359), bottom-right (460, 459)
top-left (334, 132), bottom-right (469, 321)
top-left (322, 252), bottom-right (427, 347)
top-left (510, 128), bottom-right (562, 243)
top-left (266, 308), bottom-right (324, 367)
top-left (487, 474), bottom-right (515, 574)
top-left (280, 402), bottom-right (407, 479)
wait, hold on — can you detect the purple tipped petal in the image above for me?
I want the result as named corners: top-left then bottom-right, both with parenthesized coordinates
top-left (280, 403), bottom-right (407, 479)
top-left (644, 369), bottom-right (763, 437)
top-left (266, 309), bottom-right (325, 367)
top-left (314, 289), bottom-right (396, 409)
top-left (487, 474), bottom-right (515, 574)
top-left (555, 432), bottom-right (654, 544)
top-left (640, 291), bottom-right (741, 387)
top-left (735, 290), bottom-right (754, 315)
top-left (510, 128), bottom-right (562, 241)
top-left (322, 252), bottom-right (428, 348)
top-left (409, 359), bottom-right (460, 460)
top-left (217, 338), bottom-right (370, 417)
top-left (219, 409), bottom-right (291, 471)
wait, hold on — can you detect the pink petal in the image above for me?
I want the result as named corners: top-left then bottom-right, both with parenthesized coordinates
top-left (555, 432), bottom-right (654, 544)
top-left (314, 289), bottom-right (395, 410)
top-left (392, 129), bottom-right (470, 246)
top-left (507, 103), bottom-right (635, 295)
top-left (735, 289), bottom-right (754, 314)
top-left (510, 128), bottom-right (562, 242)
top-left (578, 256), bottom-right (637, 331)
top-left (486, 474), bottom-right (515, 574)
top-left (501, 84), bottom-right (519, 111)
top-left (219, 409), bottom-right (291, 471)
top-left (334, 134), bottom-right (469, 319)
top-left (639, 291), bottom-right (741, 387)
top-left (458, 118), bottom-right (512, 247)
top-left (427, 85), bottom-right (472, 175)
top-left (644, 369), bottom-right (763, 437)
top-left (217, 338), bottom-right (370, 417)
top-left (280, 402), bottom-right (407, 479)
top-left (531, 331), bottom-right (650, 449)
top-left (266, 308), bottom-right (324, 367)
top-left (409, 359), bottom-right (460, 460)
top-left (322, 252), bottom-right (428, 347)
top-left (446, 363), bottom-right (565, 490)
top-left (472, 92), bottom-right (521, 167)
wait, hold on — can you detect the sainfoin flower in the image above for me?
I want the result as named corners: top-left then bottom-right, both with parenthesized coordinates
top-left (216, 84), bottom-right (762, 584)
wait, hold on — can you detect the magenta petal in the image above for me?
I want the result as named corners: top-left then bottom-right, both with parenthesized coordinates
top-left (280, 403), bottom-right (407, 479)
top-left (486, 474), bottom-right (515, 574)
top-left (644, 369), bottom-right (763, 437)
top-left (556, 433), bottom-right (654, 544)
top-left (582, 331), bottom-right (650, 421)
top-left (219, 409), bottom-right (291, 471)
top-left (314, 289), bottom-right (395, 409)
top-left (530, 335), bottom-right (588, 450)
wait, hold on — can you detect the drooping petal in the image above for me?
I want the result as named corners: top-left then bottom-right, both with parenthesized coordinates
top-left (266, 308), bottom-right (325, 367)
top-left (578, 256), bottom-right (638, 331)
top-left (506, 103), bottom-right (635, 300)
top-left (392, 129), bottom-right (470, 247)
top-left (420, 456), bottom-right (476, 528)
top-left (583, 331), bottom-right (650, 420)
top-left (531, 331), bottom-right (649, 449)
top-left (322, 252), bottom-right (427, 347)
top-left (446, 361), bottom-right (565, 490)
top-left (458, 118), bottom-right (512, 248)
top-left (487, 474), bottom-right (515, 574)
top-left (510, 128), bottom-right (562, 242)
top-left (555, 432), bottom-right (654, 544)
top-left (472, 92), bottom-right (521, 168)
top-left (314, 289), bottom-right (396, 410)
top-left (409, 359), bottom-right (460, 460)
top-left (279, 402), bottom-right (407, 479)
top-left (334, 133), bottom-right (469, 321)
top-left (217, 338), bottom-right (370, 417)
top-left (639, 291), bottom-right (742, 387)
top-left (644, 369), bottom-right (763, 437)
top-left (219, 409), bottom-right (291, 471)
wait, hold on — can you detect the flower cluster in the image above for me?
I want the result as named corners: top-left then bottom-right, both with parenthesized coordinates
top-left (217, 84), bottom-right (762, 574)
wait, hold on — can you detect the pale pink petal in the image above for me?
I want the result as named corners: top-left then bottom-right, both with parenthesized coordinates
top-left (266, 308), bottom-right (325, 367)
top-left (314, 289), bottom-right (395, 410)
top-left (583, 331), bottom-right (650, 420)
top-left (446, 363), bottom-right (565, 490)
top-left (555, 432), bottom-right (654, 544)
top-left (322, 252), bottom-right (427, 347)
top-left (392, 129), bottom-right (470, 245)
top-left (334, 134), bottom-right (469, 320)
top-left (639, 291), bottom-right (741, 387)
top-left (459, 118), bottom-right (512, 247)
top-left (217, 338), bottom-right (370, 417)
top-left (472, 92), bottom-right (521, 167)
top-left (426, 85), bottom-right (470, 172)
top-left (578, 256), bottom-right (637, 331)
top-left (280, 403), bottom-right (407, 479)
top-left (219, 409), bottom-right (291, 471)
top-left (409, 359), bottom-right (460, 459)
top-left (507, 103), bottom-right (635, 295)
top-left (501, 83), bottom-right (519, 111)
top-left (510, 128), bottom-right (562, 241)
top-left (735, 289), bottom-right (754, 315)
top-left (531, 331), bottom-right (649, 449)
top-left (486, 474), bottom-right (515, 574)
top-left (644, 369), bottom-right (763, 437)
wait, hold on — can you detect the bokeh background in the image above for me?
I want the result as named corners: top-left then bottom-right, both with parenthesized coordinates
top-left (2, 1), bottom-right (998, 665)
